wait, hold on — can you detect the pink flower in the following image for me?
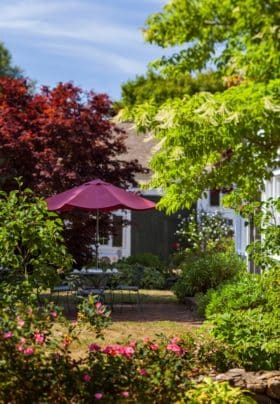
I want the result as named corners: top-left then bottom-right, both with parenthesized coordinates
top-left (83, 373), bottom-right (91, 382)
top-left (129, 340), bottom-right (137, 347)
top-left (94, 393), bottom-right (103, 400)
top-left (3, 331), bottom-right (13, 339)
top-left (102, 345), bottom-right (134, 358)
top-left (34, 332), bottom-right (44, 344)
top-left (16, 344), bottom-right (24, 352)
top-left (50, 311), bottom-right (57, 319)
top-left (16, 317), bottom-right (25, 329)
top-left (122, 346), bottom-right (134, 358)
top-left (103, 345), bottom-right (116, 355)
top-left (149, 343), bottom-right (159, 351)
top-left (167, 343), bottom-right (182, 355)
top-left (62, 336), bottom-right (71, 348)
top-left (170, 336), bottom-right (181, 344)
top-left (143, 336), bottom-right (150, 342)
top-left (95, 302), bottom-right (102, 309)
top-left (97, 309), bottom-right (104, 315)
top-left (120, 391), bottom-right (129, 397)
top-left (89, 343), bottom-right (101, 352)
top-left (139, 368), bottom-right (148, 376)
top-left (24, 347), bottom-right (34, 355)
top-left (16, 338), bottom-right (26, 352)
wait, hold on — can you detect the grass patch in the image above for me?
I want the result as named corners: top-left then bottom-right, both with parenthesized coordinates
top-left (104, 289), bottom-right (177, 305)
top-left (69, 320), bottom-right (199, 359)
top-left (43, 288), bottom-right (178, 307)
top-left (47, 289), bottom-right (201, 359)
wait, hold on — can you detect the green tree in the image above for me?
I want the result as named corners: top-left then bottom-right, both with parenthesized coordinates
top-left (0, 41), bottom-right (22, 77)
top-left (118, 70), bottom-right (223, 110)
top-left (0, 183), bottom-right (72, 289)
top-left (120, 0), bottom-right (280, 213)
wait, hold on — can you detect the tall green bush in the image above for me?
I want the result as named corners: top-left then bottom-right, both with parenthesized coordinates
top-left (204, 267), bottom-right (280, 370)
top-left (173, 252), bottom-right (246, 300)
top-left (0, 183), bottom-right (72, 289)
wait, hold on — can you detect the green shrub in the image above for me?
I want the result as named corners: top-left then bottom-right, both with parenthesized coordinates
top-left (123, 253), bottom-right (163, 269)
top-left (173, 252), bottom-right (246, 301)
top-left (0, 183), bottom-right (72, 290)
top-left (205, 267), bottom-right (280, 370)
top-left (185, 377), bottom-right (256, 403)
top-left (115, 255), bottom-right (168, 289)
top-left (115, 263), bottom-right (166, 289)
top-left (141, 267), bottom-right (166, 289)
top-left (195, 291), bottom-right (214, 317)
top-left (0, 282), bottom-right (112, 402)
top-left (205, 274), bottom-right (265, 317)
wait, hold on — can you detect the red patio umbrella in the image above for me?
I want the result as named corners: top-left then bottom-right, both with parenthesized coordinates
top-left (46, 179), bottom-right (155, 267)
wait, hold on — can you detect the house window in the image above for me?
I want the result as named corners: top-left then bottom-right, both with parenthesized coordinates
top-left (112, 215), bottom-right (123, 247)
top-left (99, 236), bottom-right (109, 245)
top-left (209, 190), bottom-right (220, 206)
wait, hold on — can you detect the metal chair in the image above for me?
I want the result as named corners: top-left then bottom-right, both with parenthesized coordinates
top-left (51, 282), bottom-right (74, 312)
top-left (71, 273), bottom-right (106, 304)
top-left (113, 284), bottom-right (142, 311)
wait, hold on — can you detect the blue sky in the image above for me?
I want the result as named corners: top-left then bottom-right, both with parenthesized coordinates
top-left (0, 0), bottom-right (170, 101)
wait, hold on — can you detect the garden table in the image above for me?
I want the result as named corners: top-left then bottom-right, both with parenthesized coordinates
top-left (68, 269), bottom-right (119, 305)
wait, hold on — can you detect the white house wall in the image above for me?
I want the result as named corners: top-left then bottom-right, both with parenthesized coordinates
top-left (198, 170), bottom-right (280, 270)
top-left (98, 210), bottom-right (131, 263)
top-left (197, 192), bottom-right (248, 256)
top-left (263, 169), bottom-right (280, 214)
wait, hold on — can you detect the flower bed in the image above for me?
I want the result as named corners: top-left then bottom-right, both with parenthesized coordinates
top-left (0, 288), bottom-right (255, 403)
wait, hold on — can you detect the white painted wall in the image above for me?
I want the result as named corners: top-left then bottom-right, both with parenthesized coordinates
top-left (198, 170), bottom-right (280, 270)
top-left (98, 209), bottom-right (131, 262)
top-left (197, 191), bottom-right (247, 256)
top-left (261, 170), bottom-right (280, 264)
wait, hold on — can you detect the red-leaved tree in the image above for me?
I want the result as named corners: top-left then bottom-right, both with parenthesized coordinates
top-left (0, 77), bottom-right (145, 266)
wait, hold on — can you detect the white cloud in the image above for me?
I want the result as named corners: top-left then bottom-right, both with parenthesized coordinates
top-left (0, 19), bottom-right (140, 47)
top-left (40, 41), bottom-right (146, 75)
top-left (0, 0), bottom-right (142, 48)
top-left (0, 0), bottom-right (71, 19)
top-left (0, 0), bottom-right (171, 98)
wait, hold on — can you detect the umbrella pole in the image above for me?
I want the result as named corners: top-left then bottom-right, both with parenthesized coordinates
top-left (95, 209), bottom-right (99, 269)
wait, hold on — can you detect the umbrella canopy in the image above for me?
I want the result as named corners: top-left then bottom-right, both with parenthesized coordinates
top-left (46, 179), bottom-right (155, 212)
top-left (46, 179), bottom-right (155, 268)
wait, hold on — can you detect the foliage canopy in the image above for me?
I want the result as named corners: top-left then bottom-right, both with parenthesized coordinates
top-left (119, 70), bottom-right (224, 110)
top-left (120, 0), bottom-right (280, 213)
top-left (0, 41), bottom-right (22, 78)
top-left (0, 77), bottom-right (144, 266)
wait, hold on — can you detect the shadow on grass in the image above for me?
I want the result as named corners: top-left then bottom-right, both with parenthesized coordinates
top-left (41, 290), bottom-right (203, 324)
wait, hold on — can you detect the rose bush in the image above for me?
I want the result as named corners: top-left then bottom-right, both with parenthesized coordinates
top-left (1, 283), bottom-right (253, 402)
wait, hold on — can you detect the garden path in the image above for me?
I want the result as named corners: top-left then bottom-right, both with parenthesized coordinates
top-left (111, 302), bottom-right (202, 324)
